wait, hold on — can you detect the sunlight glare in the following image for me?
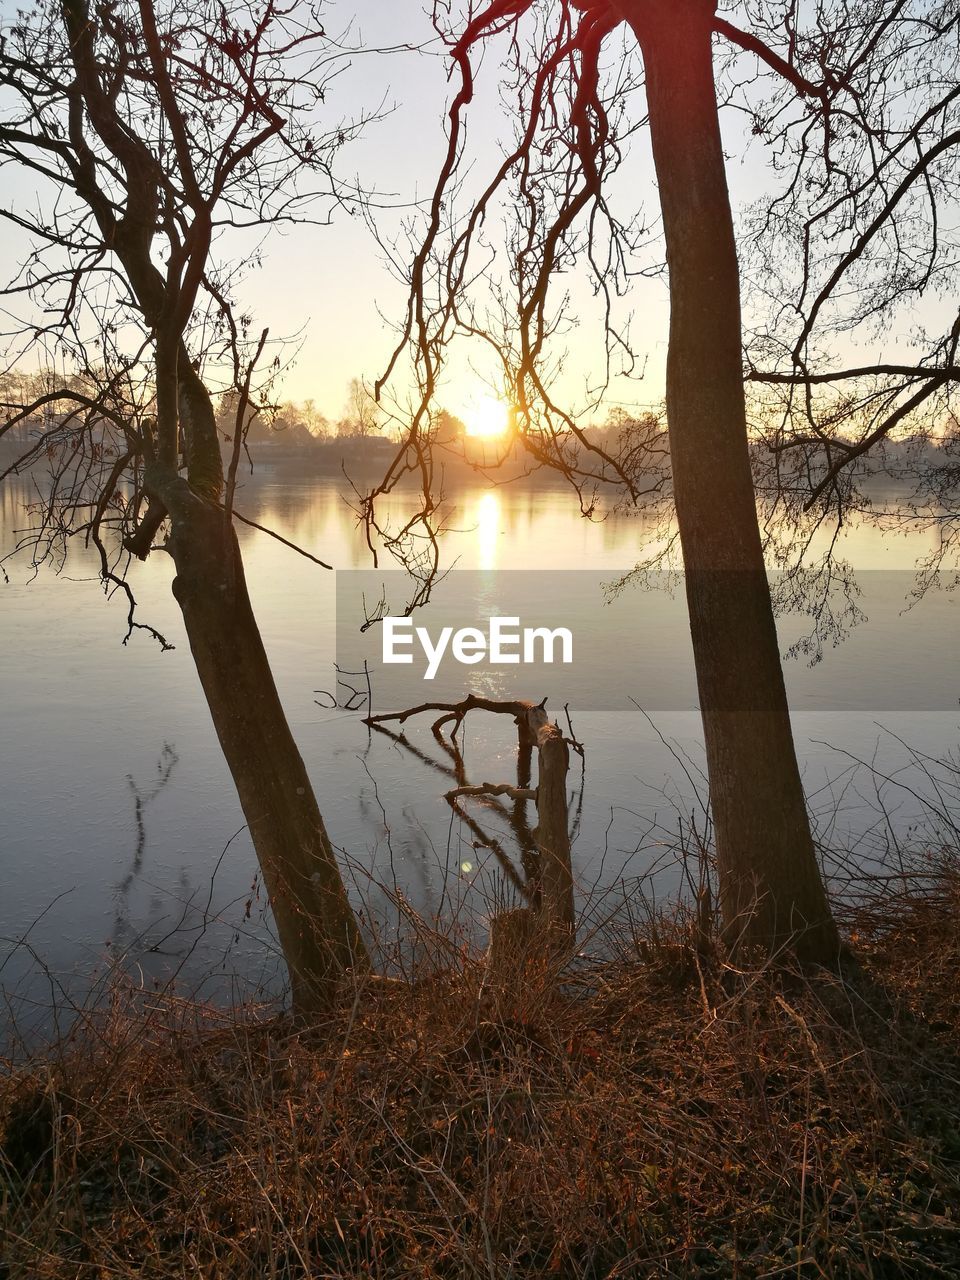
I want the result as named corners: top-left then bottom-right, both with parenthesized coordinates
top-left (476, 491), bottom-right (501, 570)
top-left (464, 395), bottom-right (509, 439)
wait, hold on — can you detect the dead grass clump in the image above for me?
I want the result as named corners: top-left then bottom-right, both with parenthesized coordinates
top-left (842, 848), bottom-right (960, 1037)
top-left (3, 885), bottom-right (960, 1279)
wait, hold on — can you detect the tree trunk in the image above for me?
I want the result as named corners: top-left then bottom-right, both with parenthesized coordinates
top-left (367, 694), bottom-right (576, 935)
top-left (152, 469), bottom-right (369, 1014)
top-left (519, 706), bottom-right (575, 931)
top-left (58, 0), bottom-right (368, 1013)
top-left (625, 1), bottom-right (839, 962)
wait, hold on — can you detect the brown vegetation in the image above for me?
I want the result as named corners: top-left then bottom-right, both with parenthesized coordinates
top-left (3, 861), bottom-right (959, 1279)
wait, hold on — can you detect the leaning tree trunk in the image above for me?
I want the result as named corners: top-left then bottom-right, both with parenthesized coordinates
top-left (625, 1), bottom-right (839, 962)
top-left (148, 468), bottom-right (369, 1015)
top-left (126, 344), bottom-right (368, 1018)
top-left (57, 0), bottom-right (367, 1015)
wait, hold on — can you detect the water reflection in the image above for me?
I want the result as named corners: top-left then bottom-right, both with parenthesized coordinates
top-left (1, 466), bottom-right (958, 1013)
top-left (475, 491), bottom-right (501, 570)
top-left (114, 742), bottom-right (179, 925)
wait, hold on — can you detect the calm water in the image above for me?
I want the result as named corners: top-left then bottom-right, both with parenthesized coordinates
top-left (1, 467), bottom-right (958, 1026)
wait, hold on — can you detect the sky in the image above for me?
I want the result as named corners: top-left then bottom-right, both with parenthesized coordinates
top-left (0, 0), bottom-right (950, 430)
top-left (225, 0), bottom-right (673, 423)
top-left (199, 0), bottom-right (803, 424)
top-left (0, 0), bottom-right (679, 426)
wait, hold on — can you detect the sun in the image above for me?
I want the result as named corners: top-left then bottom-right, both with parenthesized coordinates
top-left (464, 395), bottom-right (510, 439)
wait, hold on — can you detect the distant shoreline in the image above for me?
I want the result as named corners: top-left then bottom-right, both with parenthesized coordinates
top-left (0, 433), bottom-right (941, 498)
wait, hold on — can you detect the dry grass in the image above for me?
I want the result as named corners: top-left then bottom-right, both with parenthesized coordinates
top-left (2, 868), bottom-right (960, 1279)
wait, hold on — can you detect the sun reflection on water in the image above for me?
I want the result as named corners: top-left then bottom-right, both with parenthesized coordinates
top-left (475, 490), bottom-right (501, 570)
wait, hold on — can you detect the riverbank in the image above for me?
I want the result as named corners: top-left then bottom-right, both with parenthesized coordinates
top-left (3, 859), bottom-right (959, 1278)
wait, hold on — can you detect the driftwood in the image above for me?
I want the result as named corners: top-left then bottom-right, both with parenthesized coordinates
top-left (365, 695), bottom-right (578, 938)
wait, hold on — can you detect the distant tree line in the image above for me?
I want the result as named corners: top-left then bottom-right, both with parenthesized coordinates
top-left (2, 371), bottom-right (392, 450)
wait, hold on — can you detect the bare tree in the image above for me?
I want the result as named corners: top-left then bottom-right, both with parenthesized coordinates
top-left (731, 3), bottom-right (960, 594)
top-left (0, 0), bottom-right (371, 1013)
top-left (369, 0), bottom-right (856, 963)
top-left (338, 375), bottom-right (383, 438)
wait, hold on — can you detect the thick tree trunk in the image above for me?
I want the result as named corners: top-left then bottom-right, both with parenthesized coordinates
top-left (152, 469), bottom-right (369, 1014)
top-left (59, 0), bottom-right (367, 1013)
top-left (625, 1), bottom-right (839, 962)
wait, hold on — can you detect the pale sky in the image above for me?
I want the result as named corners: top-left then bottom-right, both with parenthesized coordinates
top-left (0, 0), bottom-right (685, 425)
top-left (234, 1), bottom-right (673, 423)
top-left (1, 0), bottom-right (948, 429)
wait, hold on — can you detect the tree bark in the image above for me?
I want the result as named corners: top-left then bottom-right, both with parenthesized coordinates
top-left (519, 706), bottom-right (575, 931)
top-left (55, 0), bottom-right (368, 1013)
top-left (623, 0), bottom-right (840, 962)
top-left (151, 468), bottom-right (369, 1014)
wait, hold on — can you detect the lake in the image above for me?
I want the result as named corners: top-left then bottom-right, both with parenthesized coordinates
top-left (1, 465), bottom-right (958, 1032)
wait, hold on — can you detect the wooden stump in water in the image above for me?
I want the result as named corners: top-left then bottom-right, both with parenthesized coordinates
top-left (365, 694), bottom-right (579, 977)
